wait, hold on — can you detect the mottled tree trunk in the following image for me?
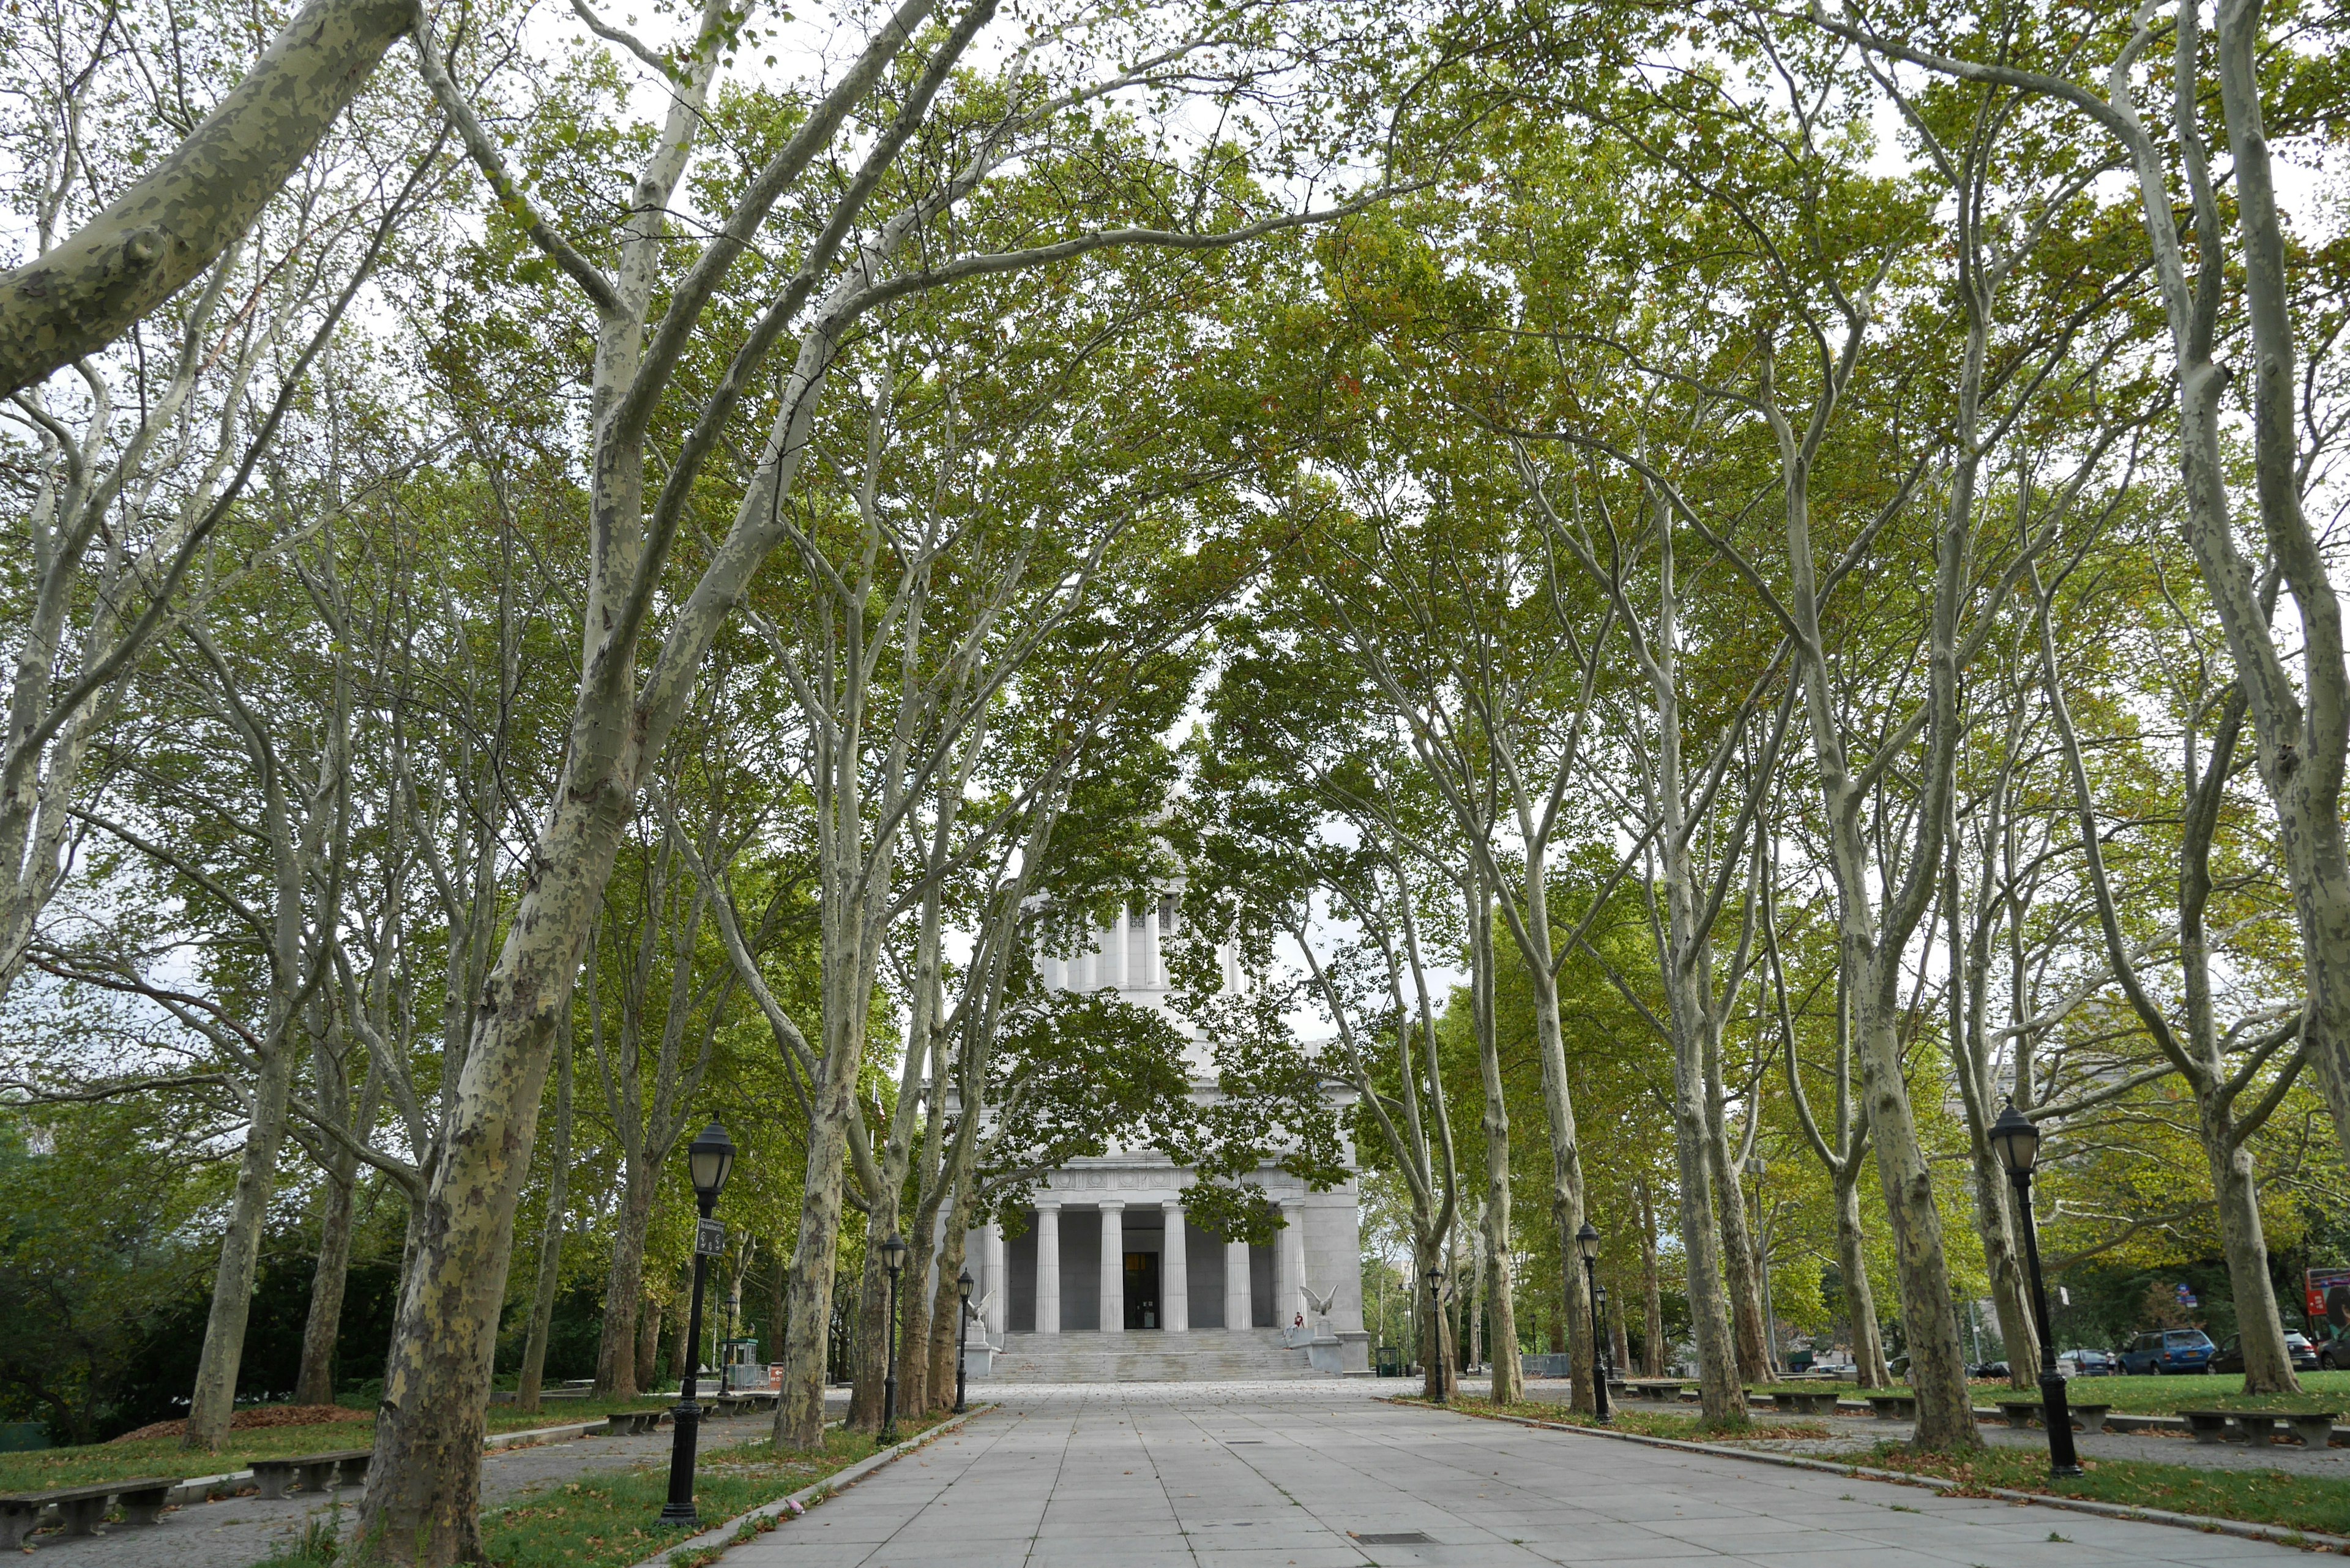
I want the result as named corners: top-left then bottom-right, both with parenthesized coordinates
top-left (775, 1020), bottom-right (867, 1450)
top-left (0, 0), bottom-right (416, 394)
top-left (1636, 1179), bottom-right (1668, 1377)
top-left (1854, 1002), bottom-right (1974, 1444)
top-left (1963, 1146), bottom-right (2039, 1387)
top-left (1833, 1169), bottom-right (1888, 1389)
top-left (296, 1167), bottom-right (359, 1407)
top-left (646, 1293), bottom-right (670, 1392)
top-left (900, 1247), bottom-right (934, 1417)
top-left (926, 1216), bottom-right (970, 1411)
top-left (1706, 1099), bottom-right (1769, 1383)
top-left (1608, 1281), bottom-right (1632, 1379)
top-left (2204, 1096), bottom-right (2299, 1392)
top-left (185, 1037), bottom-right (294, 1448)
top-left (1449, 867), bottom-right (1513, 1401)
top-left (595, 1163), bottom-right (657, 1397)
top-left (1418, 1234), bottom-right (1455, 1400)
top-left (515, 1026), bottom-right (573, 1413)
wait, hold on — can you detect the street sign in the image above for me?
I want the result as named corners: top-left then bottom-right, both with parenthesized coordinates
top-left (696, 1218), bottom-right (726, 1258)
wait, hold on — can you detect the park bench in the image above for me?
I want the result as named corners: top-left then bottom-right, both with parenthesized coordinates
top-left (1625, 1379), bottom-right (1686, 1402)
top-left (0, 1477), bottom-right (177, 1550)
top-left (602, 1410), bottom-right (668, 1435)
top-left (248, 1448), bottom-right (371, 1501)
top-left (2179, 1408), bottom-right (2339, 1448)
top-left (1862, 1391), bottom-right (1916, 1421)
top-left (1761, 1389), bottom-right (1841, 1417)
top-left (1990, 1398), bottom-right (2109, 1432)
top-left (710, 1392), bottom-right (778, 1417)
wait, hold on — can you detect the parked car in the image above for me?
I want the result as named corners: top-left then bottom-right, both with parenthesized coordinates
top-left (2057, 1348), bottom-right (2116, 1377)
top-left (2118, 1328), bottom-right (2217, 1374)
top-left (2319, 1328), bottom-right (2350, 1370)
top-left (2206, 1331), bottom-right (2322, 1375)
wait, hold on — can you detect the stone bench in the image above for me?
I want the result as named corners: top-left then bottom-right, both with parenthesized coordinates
top-left (1625, 1380), bottom-right (1687, 1402)
top-left (0, 1477), bottom-right (179, 1550)
top-left (709, 1392), bottom-right (778, 1417)
top-left (1761, 1389), bottom-right (1842, 1417)
top-left (2179, 1408), bottom-right (2339, 1448)
top-left (1991, 1399), bottom-right (2112, 1432)
top-left (602, 1410), bottom-right (668, 1435)
top-left (1862, 1392), bottom-right (1916, 1421)
top-left (249, 1448), bottom-right (371, 1501)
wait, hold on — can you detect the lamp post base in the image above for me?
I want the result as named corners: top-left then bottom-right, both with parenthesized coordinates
top-left (2038, 1371), bottom-right (2083, 1476)
top-left (660, 1398), bottom-right (703, 1526)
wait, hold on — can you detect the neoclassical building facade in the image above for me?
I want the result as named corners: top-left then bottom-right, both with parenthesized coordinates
top-left (962, 900), bottom-right (1370, 1378)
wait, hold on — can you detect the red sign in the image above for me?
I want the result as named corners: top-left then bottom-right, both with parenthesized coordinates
top-left (2306, 1269), bottom-right (2350, 1327)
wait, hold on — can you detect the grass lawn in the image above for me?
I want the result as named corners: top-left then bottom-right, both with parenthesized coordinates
top-left (2044, 1372), bottom-right (2350, 1416)
top-left (264, 1414), bottom-right (953, 1568)
top-left (0, 1400), bottom-right (668, 1494)
top-left (1841, 1439), bottom-right (2350, 1538)
top-left (1393, 1394), bottom-right (1829, 1443)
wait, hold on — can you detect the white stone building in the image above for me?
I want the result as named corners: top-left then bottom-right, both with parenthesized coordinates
top-left (962, 899), bottom-right (1371, 1380)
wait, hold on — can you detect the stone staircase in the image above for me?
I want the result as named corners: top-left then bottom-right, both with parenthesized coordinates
top-left (975, 1329), bottom-right (1323, 1383)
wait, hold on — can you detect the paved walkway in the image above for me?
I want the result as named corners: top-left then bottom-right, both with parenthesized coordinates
top-left (734, 1382), bottom-right (2308, 1566)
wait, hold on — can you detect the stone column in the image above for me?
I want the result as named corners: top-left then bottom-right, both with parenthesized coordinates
top-left (1102, 917), bottom-right (1124, 990)
top-left (1034, 1200), bottom-right (1061, 1334)
top-left (1281, 1205), bottom-right (1309, 1328)
top-left (1161, 1199), bottom-right (1189, 1331)
top-left (1225, 1233), bottom-right (1252, 1332)
top-left (1143, 902), bottom-right (1162, 988)
top-left (1099, 1201), bottom-right (1125, 1333)
top-left (980, 1222), bottom-right (1005, 1342)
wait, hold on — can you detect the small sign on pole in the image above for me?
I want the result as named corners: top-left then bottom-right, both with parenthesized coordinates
top-left (696, 1218), bottom-right (726, 1258)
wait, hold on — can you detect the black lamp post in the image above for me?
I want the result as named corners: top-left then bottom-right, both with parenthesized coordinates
top-left (1990, 1100), bottom-right (2081, 1477)
top-left (879, 1232), bottom-right (908, 1443)
top-left (1423, 1265), bottom-right (1447, 1403)
top-left (661, 1119), bottom-right (736, 1526)
top-left (954, 1266), bottom-right (975, 1414)
top-left (1576, 1220), bottom-right (1609, 1424)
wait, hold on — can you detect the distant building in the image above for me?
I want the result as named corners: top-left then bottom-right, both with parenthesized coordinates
top-left (964, 899), bottom-right (1370, 1380)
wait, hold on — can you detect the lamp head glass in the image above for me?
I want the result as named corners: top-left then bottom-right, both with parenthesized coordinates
top-left (958, 1266), bottom-right (974, 1300)
top-left (879, 1232), bottom-right (909, 1274)
top-left (687, 1120), bottom-right (737, 1202)
top-left (1989, 1100), bottom-right (2040, 1176)
top-left (1575, 1220), bottom-right (1600, 1261)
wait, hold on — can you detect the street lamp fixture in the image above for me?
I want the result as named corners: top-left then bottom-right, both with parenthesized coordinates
top-left (662, 1119), bottom-right (736, 1526)
top-left (1576, 1221), bottom-right (1609, 1424)
top-left (955, 1266), bottom-right (975, 1414)
top-left (1990, 1100), bottom-right (2081, 1477)
top-left (879, 1233), bottom-right (909, 1443)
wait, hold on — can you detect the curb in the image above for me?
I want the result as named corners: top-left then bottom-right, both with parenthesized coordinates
top-left (1416, 1402), bottom-right (2350, 1556)
top-left (624, 1406), bottom-right (990, 1568)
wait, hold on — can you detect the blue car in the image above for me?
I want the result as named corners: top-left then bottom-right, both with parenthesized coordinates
top-left (2119, 1329), bottom-right (2217, 1374)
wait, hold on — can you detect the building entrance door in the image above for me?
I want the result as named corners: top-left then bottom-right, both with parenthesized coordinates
top-left (1124, 1251), bottom-right (1161, 1329)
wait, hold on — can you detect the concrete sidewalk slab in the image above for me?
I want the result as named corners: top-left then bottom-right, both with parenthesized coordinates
top-left (718, 1383), bottom-right (2314, 1566)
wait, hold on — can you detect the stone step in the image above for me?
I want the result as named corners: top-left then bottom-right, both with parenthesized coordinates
top-left (975, 1329), bottom-right (1326, 1383)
